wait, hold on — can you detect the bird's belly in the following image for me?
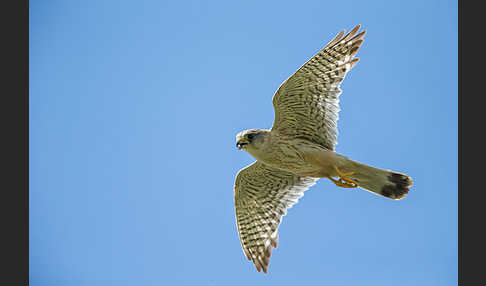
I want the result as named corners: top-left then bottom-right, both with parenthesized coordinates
top-left (261, 142), bottom-right (345, 178)
top-left (271, 160), bottom-right (319, 176)
top-left (257, 143), bottom-right (326, 177)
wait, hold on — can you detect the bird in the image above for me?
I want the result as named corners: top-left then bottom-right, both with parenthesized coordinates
top-left (233, 24), bottom-right (413, 274)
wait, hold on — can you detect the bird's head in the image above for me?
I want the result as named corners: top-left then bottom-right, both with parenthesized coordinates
top-left (236, 129), bottom-right (269, 152)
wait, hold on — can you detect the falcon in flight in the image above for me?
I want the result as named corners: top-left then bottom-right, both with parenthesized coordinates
top-left (234, 24), bottom-right (413, 274)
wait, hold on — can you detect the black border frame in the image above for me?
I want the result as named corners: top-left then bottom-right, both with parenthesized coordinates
top-left (1, 0), bottom-right (29, 285)
top-left (459, 1), bottom-right (481, 285)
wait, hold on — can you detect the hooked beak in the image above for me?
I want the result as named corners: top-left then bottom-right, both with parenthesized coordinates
top-left (236, 142), bottom-right (248, 150)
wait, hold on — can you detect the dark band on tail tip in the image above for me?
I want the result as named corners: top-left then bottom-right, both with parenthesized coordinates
top-left (381, 173), bottom-right (413, 200)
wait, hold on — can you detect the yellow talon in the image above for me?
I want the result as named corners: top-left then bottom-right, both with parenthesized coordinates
top-left (328, 166), bottom-right (359, 188)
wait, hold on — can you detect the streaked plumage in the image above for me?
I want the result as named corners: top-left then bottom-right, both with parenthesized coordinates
top-left (234, 25), bottom-right (413, 274)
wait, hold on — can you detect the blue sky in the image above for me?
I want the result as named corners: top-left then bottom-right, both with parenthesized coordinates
top-left (30, 1), bottom-right (457, 285)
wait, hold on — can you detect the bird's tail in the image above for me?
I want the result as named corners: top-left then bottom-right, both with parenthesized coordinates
top-left (345, 159), bottom-right (413, 200)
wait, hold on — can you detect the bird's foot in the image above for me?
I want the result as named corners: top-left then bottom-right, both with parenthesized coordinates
top-left (328, 166), bottom-right (359, 188)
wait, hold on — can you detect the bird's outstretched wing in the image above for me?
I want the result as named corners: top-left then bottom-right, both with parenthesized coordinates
top-left (234, 161), bottom-right (317, 273)
top-left (271, 24), bottom-right (366, 150)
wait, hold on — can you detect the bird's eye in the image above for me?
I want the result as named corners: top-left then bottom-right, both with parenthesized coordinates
top-left (247, 134), bottom-right (254, 140)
